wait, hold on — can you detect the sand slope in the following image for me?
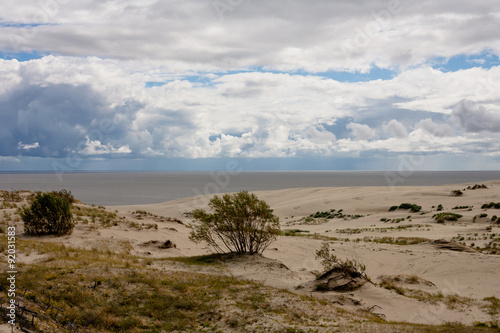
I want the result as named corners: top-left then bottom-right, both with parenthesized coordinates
top-left (5, 180), bottom-right (500, 327)
top-left (108, 180), bottom-right (500, 325)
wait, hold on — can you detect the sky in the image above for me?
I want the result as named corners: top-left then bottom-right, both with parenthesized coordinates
top-left (1, 0), bottom-right (500, 171)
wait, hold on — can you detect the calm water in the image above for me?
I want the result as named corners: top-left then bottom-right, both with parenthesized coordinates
top-left (1, 171), bottom-right (500, 206)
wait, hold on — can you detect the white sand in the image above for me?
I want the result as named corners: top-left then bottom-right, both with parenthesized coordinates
top-left (107, 180), bottom-right (500, 325)
top-left (9, 180), bottom-right (500, 326)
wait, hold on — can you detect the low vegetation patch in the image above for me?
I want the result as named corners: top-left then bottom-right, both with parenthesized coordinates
top-left (0, 190), bottom-right (24, 202)
top-left (282, 229), bottom-right (310, 236)
top-left (72, 205), bottom-right (120, 228)
top-left (166, 253), bottom-right (233, 266)
top-left (362, 236), bottom-right (431, 245)
top-left (379, 276), bottom-right (476, 311)
top-left (450, 190), bottom-right (464, 197)
top-left (389, 203), bottom-right (422, 213)
top-left (336, 224), bottom-right (430, 235)
top-left (309, 208), bottom-right (364, 221)
top-left (453, 205), bottom-right (472, 210)
top-left (131, 210), bottom-right (183, 224)
top-left (482, 202), bottom-right (500, 209)
top-left (380, 217), bottom-right (407, 223)
top-left (467, 184), bottom-right (488, 190)
top-left (482, 296), bottom-right (500, 316)
top-left (433, 212), bottom-right (463, 223)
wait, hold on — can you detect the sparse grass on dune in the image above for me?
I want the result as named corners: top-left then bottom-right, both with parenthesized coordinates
top-left (281, 231), bottom-right (433, 246)
top-left (361, 236), bottom-right (432, 245)
top-left (335, 224), bottom-right (431, 235)
top-left (379, 276), bottom-right (476, 310)
top-left (165, 253), bottom-right (234, 266)
top-left (1, 236), bottom-right (499, 332)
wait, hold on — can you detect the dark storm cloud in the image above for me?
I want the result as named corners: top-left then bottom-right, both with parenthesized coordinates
top-left (452, 99), bottom-right (500, 133)
top-left (0, 83), bottom-right (108, 157)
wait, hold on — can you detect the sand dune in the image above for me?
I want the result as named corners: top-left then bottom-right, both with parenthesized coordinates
top-left (106, 180), bottom-right (500, 325)
top-left (4, 180), bottom-right (500, 329)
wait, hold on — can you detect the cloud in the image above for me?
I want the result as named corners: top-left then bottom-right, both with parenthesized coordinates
top-left (0, 56), bottom-right (499, 164)
top-left (451, 99), bottom-right (500, 132)
top-left (79, 137), bottom-right (131, 156)
top-left (1, 1), bottom-right (500, 72)
top-left (414, 119), bottom-right (454, 137)
top-left (383, 119), bottom-right (408, 138)
top-left (346, 122), bottom-right (376, 140)
top-left (18, 141), bottom-right (39, 150)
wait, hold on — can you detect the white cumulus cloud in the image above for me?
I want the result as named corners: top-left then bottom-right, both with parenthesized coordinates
top-left (346, 122), bottom-right (376, 140)
top-left (383, 119), bottom-right (408, 138)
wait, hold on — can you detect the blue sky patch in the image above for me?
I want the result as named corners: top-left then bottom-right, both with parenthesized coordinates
top-left (0, 51), bottom-right (47, 62)
top-left (215, 66), bottom-right (397, 83)
top-left (314, 67), bottom-right (397, 82)
top-left (145, 81), bottom-right (167, 88)
top-left (0, 22), bottom-right (52, 28)
top-left (431, 52), bottom-right (500, 72)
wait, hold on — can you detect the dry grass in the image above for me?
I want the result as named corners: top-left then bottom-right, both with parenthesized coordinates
top-left (1, 237), bottom-right (498, 332)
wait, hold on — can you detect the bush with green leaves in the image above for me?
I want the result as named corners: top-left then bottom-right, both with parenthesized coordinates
top-left (20, 192), bottom-right (74, 236)
top-left (482, 202), bottom-right (500, 209)
top-left (51, 189), bottom-right (76, 204)
top-left (389, 203), bottom-right (421, 213)
top-left (189, 191), bottom-right (280, 255)
top-left (433, 212), bottom-right (462, 223)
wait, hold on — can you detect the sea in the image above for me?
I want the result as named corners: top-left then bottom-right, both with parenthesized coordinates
top-left (1, 171), bottom-right (500, 206)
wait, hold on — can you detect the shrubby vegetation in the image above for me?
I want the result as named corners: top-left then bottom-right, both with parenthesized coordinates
top-left (453, 205), bottom-right (472, 210)
top-left (189, 191), bottom-right (280, 255)
top-left (0, 190), bottom-right (23, 202)
top-left (309, 208), bottom-right (363, 220)
top-left (20, 192), bottom-right (74, 236)
top-left (468, 184), bottom-right (488, 190)
top-left (51, 189), bottom-right (76, 204)
top-left (482, 202), bottom-right (500, 209)
top-left (450, 190), bottom-right (464, 197)
top-left (389, 203), bottom-right (422, 213)
top-left (315, 241), bottom-right (368, 280)
top-left (433, 212), bottom-right (463, 223)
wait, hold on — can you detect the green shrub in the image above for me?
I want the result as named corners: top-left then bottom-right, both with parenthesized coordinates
top-left (433, 212), bottom-right (462, 223)
top-left (20, 192), bottom-right (74, 236)
top-left (389, 203), bottom-right (421, 213)
top-left (482, 202), bottom-right (500, 209)
top-left (51, 189), bottom-right (76, 204)
top-left (282, 229), bottom-right (309, 236)
top-left (189, 191), bottom-right (280, 255)
top-left (452, 205), bottom-right (471, 210)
